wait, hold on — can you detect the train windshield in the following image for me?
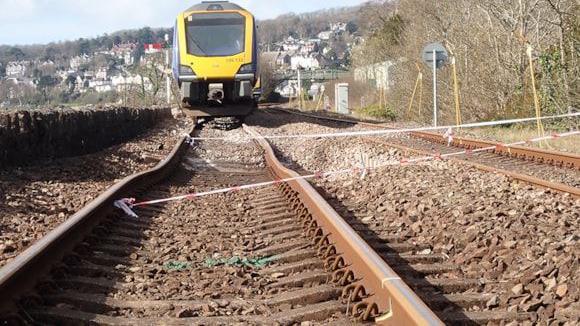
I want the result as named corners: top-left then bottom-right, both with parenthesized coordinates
top-left (186, 13), bottom-right (245, 57)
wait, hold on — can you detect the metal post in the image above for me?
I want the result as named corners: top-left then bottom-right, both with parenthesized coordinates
top-left (432, 50), bottom-right (437, 127)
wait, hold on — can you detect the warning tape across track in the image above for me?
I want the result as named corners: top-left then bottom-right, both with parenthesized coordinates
top-left (114, 130), bottom-right (579, 217)
top-left (191, 112), bottom-right (580, 142)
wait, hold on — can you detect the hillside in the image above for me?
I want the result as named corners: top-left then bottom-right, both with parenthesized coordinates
top-left (0, 2), bottom-right (387, 74)
top-left (0, 27), bottom-right (172, 76)
top-left (0, 2), bottom-right (384, 108)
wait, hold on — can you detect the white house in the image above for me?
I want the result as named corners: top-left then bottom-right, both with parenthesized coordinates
top-left (282, 43), bottom-right (300, 52)
top-left (89, 80), bottom-right (113, 93)
top-left (6, 61), bottom-right (30, 77)
top-left (96, 68), bottom-right (108, 80)
top-left (290, 54), bottom-right (321, 70)
top-left (5, 77), bottom-right (36, 87)
top-left (111, 74), bottom-right (153, 92)
top-left (300, 41), bottom-right (318, 55)
top-left (70, 55), bottom-right (91, 70)
top-left (330, 22), bottom-right (347, 33)
top-left (354, 61), bottom-right (394, 90)
top-left (111, 43), bottom-right (137, 66)
top-left (275, 80), bottom-right (299, 98)
top-left (275, 53), bottom-right (291, 67)
top-left (317, 31), bottom-right (332, 41)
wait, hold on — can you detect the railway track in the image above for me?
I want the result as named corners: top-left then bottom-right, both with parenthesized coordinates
top-left (245, 108), bottom-right (579, 325)
top-left (1, 110), bottom-right (577, 325)
top-left (267, 107), bottom-right (580, 197)
top-left (0, 121), bottom-right (441, 325)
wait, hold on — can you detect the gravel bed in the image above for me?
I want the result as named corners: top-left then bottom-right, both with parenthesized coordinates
top-left (0, 117), bottom-right (192, 267)
top-left (194, 121), bottom-right (265, 167)
top-left (95, 124), bottom-right (319, 320)
top-left (109, 169), bottom-right (274, 319)
top-left (247, 109), bottom-right (580, 324)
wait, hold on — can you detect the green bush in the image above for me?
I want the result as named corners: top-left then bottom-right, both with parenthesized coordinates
top-left (357, 104), bottom-right (397, 121)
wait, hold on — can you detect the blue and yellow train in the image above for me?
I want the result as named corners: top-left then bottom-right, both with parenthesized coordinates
top-left (173, 1), bottom-right (258, 117)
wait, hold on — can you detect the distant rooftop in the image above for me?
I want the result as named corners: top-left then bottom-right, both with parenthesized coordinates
top-left (187, 1), bottom-right (246, 12)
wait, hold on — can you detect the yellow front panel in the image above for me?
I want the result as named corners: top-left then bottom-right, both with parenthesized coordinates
top-left (178, 10), bottom-right (254, 80)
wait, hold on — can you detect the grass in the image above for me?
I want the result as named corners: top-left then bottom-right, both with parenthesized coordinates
top-left (355, 104), bottom-right (397, 121)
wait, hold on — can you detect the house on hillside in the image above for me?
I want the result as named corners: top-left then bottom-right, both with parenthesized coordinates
top-left (275, 80), bottom-right (299, 98)
top-left (70, 55), bottom-right (91, 70)
top-left (317, 31), bottom-right (332, 41)
top-left (5, 77), bottom-right (36, 88)
top-left (330, 22), bottom-right (347, 33)
top-left (39, 60), bottom-right (55, 68)
top-left (6, 61), bottom-right (30, 77)
top-left (111, 74), bottom-right (153, 92)
top-left (144, 43), bottom-right (163, 54)
top-left (300, 41), bottom-right (318, 55)
top-left (112, 43), bottom-right (137, 66)
top-left (279, 36), bottom-right (300, 52)
top-left (89, 79), bottom-right (113, 93)
top-left (96, 68), bottom-right (108, 80)
top-left (276, 53), bottom-right (291, 68)
top-left (75, 75), bottom-right (91, 93)
top-left (290, 54), bottom-right (323, 70)
top-left (354, 61), bottom-right (394, 90)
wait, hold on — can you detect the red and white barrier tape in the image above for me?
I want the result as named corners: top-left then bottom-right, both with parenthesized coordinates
top-left (116, 130), bottom-right (579, 217)
top-left (190, 112), bottom-right (579, 142)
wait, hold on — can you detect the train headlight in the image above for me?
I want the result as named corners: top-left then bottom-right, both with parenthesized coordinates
top-left (237, 64), bottom-right (255, 74)
top-left (179, 65), bottom-right (195, 75)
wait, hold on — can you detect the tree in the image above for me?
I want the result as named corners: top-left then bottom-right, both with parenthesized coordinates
top-left (353, 0), bottom-right (577, 122)
top-left (42, 45), bottom-right (58, 61)
top-left (137, 27), bottom-right (155, 44)
top-left (346, 21), bottom-right (359, 34)
top-left (6, 47), bottom-right (26, 61)
top-left (37, 75), bottom-right (58, 100)
top-left (77, 39), bottom-right (91, 55)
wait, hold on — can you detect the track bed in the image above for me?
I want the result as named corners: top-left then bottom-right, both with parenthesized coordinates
top-left (246, 108), bottom-right (580, 325)
top-left (23, 159), bottom-right (352, 324)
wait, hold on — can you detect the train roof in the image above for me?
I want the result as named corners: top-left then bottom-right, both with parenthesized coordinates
top-left (187, 1), bottom-right (246, 12)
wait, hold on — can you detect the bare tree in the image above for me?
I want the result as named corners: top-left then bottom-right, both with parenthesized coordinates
top-left (353, 0), bottom-right (577, 123)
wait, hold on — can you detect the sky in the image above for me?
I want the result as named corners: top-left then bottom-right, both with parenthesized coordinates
top-left (0, 0), bottom-right (368, 45)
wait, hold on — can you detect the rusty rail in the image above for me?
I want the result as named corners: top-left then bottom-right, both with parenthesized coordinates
top-left (412, 131), bottom-right (580, 170)
top-left (367, 137), bottom-right (580, 197)
top-left (268, 107), bottom-right (579, 197)
top-left (0, 125), bottom-right (196, 315)
top-left (244, 124), bottom-right (443, 325)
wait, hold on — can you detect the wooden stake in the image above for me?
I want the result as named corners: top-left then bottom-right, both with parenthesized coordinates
top-left (451, 57), bottom-right (463, 128)
top-left (406, 72), bottom-right (421, 118)
top-left (527, 45), bottom-right (546, 140)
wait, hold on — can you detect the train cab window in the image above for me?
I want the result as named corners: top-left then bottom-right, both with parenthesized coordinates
top-left (186, 13), bottom-right (246, 57)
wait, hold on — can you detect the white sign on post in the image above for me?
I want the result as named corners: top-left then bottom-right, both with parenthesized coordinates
top-left (422, 42), bottom-right (449, 127)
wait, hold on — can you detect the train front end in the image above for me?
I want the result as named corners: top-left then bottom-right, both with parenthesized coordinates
top-left (173, 1), bottom-right (257, 117)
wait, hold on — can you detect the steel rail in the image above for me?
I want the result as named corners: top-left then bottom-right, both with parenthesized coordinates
top-left (268, 107), bottom-right (579, 197)
top-left (411, 131), bottom-right (580, 170)
top-left (367, 137), bottom-right (580, 197)
top-left (244, 124), bottom-right (443, 325)
top-left (266, 107), bottom-right (579, 168)
top-left (0, 124), bottom-right (196, 315)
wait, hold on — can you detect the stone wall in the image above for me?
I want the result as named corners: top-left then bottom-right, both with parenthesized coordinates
top-left (0, 107), bottom-right (172, 167)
